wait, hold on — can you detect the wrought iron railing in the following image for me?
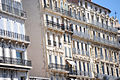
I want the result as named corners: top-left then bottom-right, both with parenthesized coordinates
top-left (0, 57), bottom-right (32, 66)
top-left (48, 63), bottom-right (68, 71)
top-left (0, 29), bottom-right (30, 42)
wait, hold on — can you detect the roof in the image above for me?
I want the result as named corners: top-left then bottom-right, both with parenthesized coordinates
top-left (67, 0), bottom-right (111, 13)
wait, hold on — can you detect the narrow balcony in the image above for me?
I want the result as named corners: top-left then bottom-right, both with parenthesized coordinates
top-left (0, 29), bottom-right (30, 43)
top-left (69, 70), bottom-right (92, 78)
top-left (90, 20), bottom-right (117, 33)
top-left (48, 63), bottom-right (69, 73)
top-left (1, 3), bottom-right (27, 19)
top-left (0, 56), bottom-right (32, 67)
top-left (92, 36), bottom-right (120, 48)
top-left (73, 31), bottom-right (90, 40)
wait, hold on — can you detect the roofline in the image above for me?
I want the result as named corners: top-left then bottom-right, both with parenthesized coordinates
top-left (86, 0), bottom-right (111, 13)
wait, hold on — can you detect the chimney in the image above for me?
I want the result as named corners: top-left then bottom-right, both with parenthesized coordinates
top-left (88, 0), bottom-right (92, 2)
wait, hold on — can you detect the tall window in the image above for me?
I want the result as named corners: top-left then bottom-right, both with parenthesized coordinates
top-left (83, 62), bottom-right (86, 75)
top-left (16, 51), bottom-right (23, 59)
top-left (49, 0), bottom-right (52, 9)
top-left (114, 52), bottom-right (117, 62)
top-left (55, 56), bottom-right (57, 68)
top-left (105, 49), bottom-right (108, 60)
top-left (60, 57), bottom-right (62, 65)
top-left (64, 34), bottom-right (66, 42)
top-left (43, 0), bottom-right (46, 7)
top-left (77, 42), bottom-right (79, 49)
top-left (102, 65), bottom-right (104, 74)
top-left (100, 48), bottom-right (103, 59)
top-left (95, 47), bottom-right (97, 58)
top-left (79, 61), bottom-right (81, 71)
top-left (68, 35), bottom-right (70, 43)
top-left (111, 68), bottom-right (113, 76)
top-left (78, 11), bottom-right (81, 20)
top-left (81, 43), bottom-right (84, 55)
top-left (69, 48), bottom-right (71, 58)
top-left (65, 47), bottom-right (67, 57)
top-left (116, 68), bottom-right (119, 77)
top-left (107, 66), bottom-right (109, 75)
top-left (87, 63), bottom-right (89, 72)
top-left (96, 64), bottom-right (99, 73)
top-left (49, 55), bottom-right (52, 64)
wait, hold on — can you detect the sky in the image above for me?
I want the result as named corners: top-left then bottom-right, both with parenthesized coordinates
top-left (92, 0), bottom-right (120, 23)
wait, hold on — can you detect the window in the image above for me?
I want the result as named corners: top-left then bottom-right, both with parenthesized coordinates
top-left (103, 34), bottom-right (105, 39)
top-left (76, 25), bottom-right (78, 31)
top-left (79, 61), bottom-right (81, 71)
top-left (49, 0), bottom-right (52, 9)
top-left (96, 64), bottom-right (99, 73)
top-left (77, 42), bottom-right (79, 49)
top-left (95, 7), bottom-right (98, 11)
top-left (21, 77), bottom-right (26, 80)
top-left (98, 33), bottom-right (100, 37)
top-left (55, 56), bottom-right (57, 68)
top-left (114, 52), bottom-right (117, 62)
top-left (95, 47), bottom-right (97, 58)
top-left (16, 51), bottom-right (23, 59)
top-left (111, 68), bottom-right (113, 76)
top-left (70, 8), bottom-right (72, 16)
top-left (105, 49), bottom-right (108, 60)
top-left (78, 11), bottom-right (81, 20)
top-left (100, 9), bottom-right (102, 13)
top-left (107, 66), bottom-right (109, 75)
top-left (80, 26), bottom-right (82, 32)
top-left (93, 31), bottom-right (95, 36)
top-left (49, 55), bottom-right (52, 64)
top-left (60, 57), bottom-right (62, 65)
top-left (116, 68), bottom-right (119, 77)
top-left (68, 35), bottom-right (70, 43)
top-left (102, 65), bottom-right (104, 74)
top-left (87, 13), bottom-right (89, 19)
top-left (84, 28), bottom-right (85, 33)
top-left (65, 47), bottom-right (67, 57)
top-left (81, 43), bottom-right (83, 50)
top-left (64, 34), bottom-right (66, 42)
top-left (69, 48), bottom-right (71, 58)
top-left (100, 48), bottom-right (103, 59)
top-left (87, 63), bottom-right (89, 72)
top-left (43, 0), bottom-right (46, 7)
top-left (97, 17), bottom-right (99, 22)
top-left (74, 9), bottom-right (76, 18)
top-left (85, 2), bottom-right (88, 8)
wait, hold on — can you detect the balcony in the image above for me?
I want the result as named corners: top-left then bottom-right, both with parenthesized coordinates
top-left (92, 36), bottom-right (120, 48)
top-left (45, 6), bottom-right (118, 33)
top-left (95, 73), bottom-right (117, 80)
top-left (1, 3), bottom-right (27, 19)
top-left (48, 63), bottom-right (69, 73)
top-left (90, 20), bottom-right (118, 33)
top-left (0, 57), bottom-right (32, 67)
top-left (73, 31), bottom-right (90, 40)
top-left (69, 70), bottom-right (92, 77)
top-left (0, 29), bottom-right (30, 43)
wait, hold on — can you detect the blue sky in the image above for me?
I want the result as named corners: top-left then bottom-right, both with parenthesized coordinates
top-left (92, 0), bottom-right (120, 22)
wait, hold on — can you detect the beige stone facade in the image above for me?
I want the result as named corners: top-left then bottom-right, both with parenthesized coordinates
top-left (23, 0), bottom-right (120, 80)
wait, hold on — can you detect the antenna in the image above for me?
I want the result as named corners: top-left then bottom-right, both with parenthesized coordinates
top-left (115, 11), bottom-right (117, 19)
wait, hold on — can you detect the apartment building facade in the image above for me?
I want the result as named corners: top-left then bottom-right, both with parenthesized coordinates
top-left (0, 0), bottom-right (32, 80)
top-left (23, 0), bottom-right (120, 80)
